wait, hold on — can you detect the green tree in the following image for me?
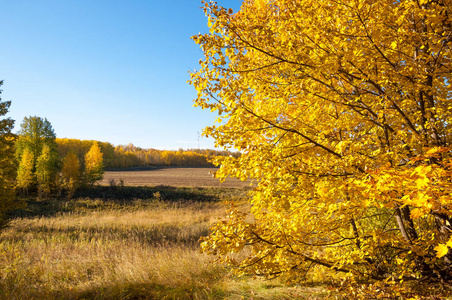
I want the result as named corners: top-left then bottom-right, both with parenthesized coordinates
top-left (36, 143), bottom-right (59, 197)
top-left (84, 143), bottom-right (104, 185)
top-left (0, 81), bottom-right (19, 228)
top-left (16, 147), bottom-right (34, 194)
top-left (15, 116), bottom-right (56, 165)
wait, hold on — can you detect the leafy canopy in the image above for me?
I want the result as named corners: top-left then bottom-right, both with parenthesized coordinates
top-left (190, 0), bottom-right (452, 288)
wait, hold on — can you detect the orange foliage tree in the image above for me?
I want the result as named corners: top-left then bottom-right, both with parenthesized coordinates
top-left (190, 0), bottom-right (452, 289)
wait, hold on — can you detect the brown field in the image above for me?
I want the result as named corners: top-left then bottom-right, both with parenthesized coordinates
top-left (100, 167), bottom-right (249, 188)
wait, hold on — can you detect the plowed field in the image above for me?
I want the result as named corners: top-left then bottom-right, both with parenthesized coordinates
top-left (100, 167), bottom-right (248, 188)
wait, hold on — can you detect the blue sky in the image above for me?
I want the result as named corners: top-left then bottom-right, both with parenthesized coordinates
top-left (0, 0), bottom-right (241, 150)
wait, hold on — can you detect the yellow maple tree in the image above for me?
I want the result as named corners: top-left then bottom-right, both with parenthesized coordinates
top-left (190, 0), bottom-right (452, 288)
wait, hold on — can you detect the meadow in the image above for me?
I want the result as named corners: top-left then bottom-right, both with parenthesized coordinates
top-left (0, 168), bottom-right (331, 299)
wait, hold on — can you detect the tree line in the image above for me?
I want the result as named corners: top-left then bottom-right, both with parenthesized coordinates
top-left (56, 139), bottom-right (240, 169)
top-left (14, 119), bottom-right (239, 197)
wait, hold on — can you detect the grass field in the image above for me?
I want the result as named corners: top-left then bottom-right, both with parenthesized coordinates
top-left (0, 168), bottom-right (332, 299)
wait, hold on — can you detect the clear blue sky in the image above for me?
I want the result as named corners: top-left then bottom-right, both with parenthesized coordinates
top-left (0, 0), bottom-right (241, 150)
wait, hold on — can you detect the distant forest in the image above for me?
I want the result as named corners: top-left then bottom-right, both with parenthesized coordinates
top-left (56, 138), bottom-right (240, 169)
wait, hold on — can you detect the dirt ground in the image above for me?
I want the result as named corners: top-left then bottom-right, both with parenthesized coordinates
top-left (100, 167), bottom-right (249, 188)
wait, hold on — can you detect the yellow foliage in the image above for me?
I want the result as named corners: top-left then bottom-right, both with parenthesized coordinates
top-left (56, 138), bottom-right (236, 169)
top-left (84, 143), bottom-right (104, 185)
top-left (16, 148), bottom-right (34, 191)
top-left (62, 152), bottom-right (81, 195)
top-left (191, 0), bottom-right (452, 290)
top-left (435, 244), bottom-right (449, 258)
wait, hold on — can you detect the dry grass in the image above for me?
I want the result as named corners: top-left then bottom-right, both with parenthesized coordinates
top-left (0, 202), bottom-right (221, 299)
top-left (100, 167), bottom-right (249, 188)
top-left (0, 192), bottom-right (328, 299)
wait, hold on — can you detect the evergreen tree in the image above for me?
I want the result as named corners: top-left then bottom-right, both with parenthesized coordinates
top-left (0, 81), bottom-right (19, 228)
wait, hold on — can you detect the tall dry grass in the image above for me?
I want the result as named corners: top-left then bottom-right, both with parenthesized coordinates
top-left (0, 192), bottom-right (323, 299)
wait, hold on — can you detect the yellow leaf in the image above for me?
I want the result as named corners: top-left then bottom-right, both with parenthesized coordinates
top-left (434, 244), bottom-right (449, 258)
top-left (410, 208), bottom-right (423, 219)
top-left (446, 239), bottom-right (452, 248)
top-left (415, 177), bottom-right (429, 188)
